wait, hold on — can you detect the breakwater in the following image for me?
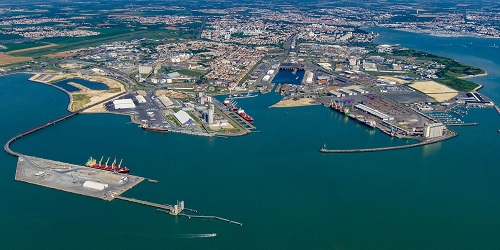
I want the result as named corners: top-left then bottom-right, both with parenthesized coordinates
top-left (320, 131), bottom-right (457, 153)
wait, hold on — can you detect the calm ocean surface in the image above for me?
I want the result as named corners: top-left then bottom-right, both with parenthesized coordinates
top-left (1, 29), bottom-right (499, 249)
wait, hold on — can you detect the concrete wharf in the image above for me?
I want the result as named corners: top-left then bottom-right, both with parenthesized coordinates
top-left (320, 131), bottom-right (457, 153)
top-left (446, 122), bottom-right (479, 126)
top-left (212, 98), bottom-right (255, 133)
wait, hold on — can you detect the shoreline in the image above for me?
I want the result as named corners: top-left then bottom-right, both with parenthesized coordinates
top-left (28, 72), bottom-right (126, 113)
top-left (270, 98), bottom-right (319, 108)
top-left (458, 72), bottom-right (488, 79)
top-left (385, 27), bottom-right (500, 39)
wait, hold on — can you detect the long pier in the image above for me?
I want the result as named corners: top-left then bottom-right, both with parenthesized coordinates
top-left (320, 131), bottom-right (457, 153)
top-left (115, 196), bottom-right (173, 210)
top-left (178, 213), bottom-right (243, 226)
top-left (446, 122), bottom-right (479, 126)
top-left (4, 91), bottom-right (126, 157)
top-left (495, 105), bottom-right (500, 115)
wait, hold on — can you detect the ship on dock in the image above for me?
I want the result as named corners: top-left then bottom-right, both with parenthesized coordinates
top-left (237, 109), bottom-right (254, 122)
top-left (140, 124), bottom-right (169, 133)
top-left (225, 98), bottom-right (254, 122)
top-left (86, 156), bottom-right (130, 174)
top-left (354, 116), bottom-right (376, 128)
top-left (330, 100), bottom-right (349, 115)
top-left (224, 98), bottom-right (239, 111)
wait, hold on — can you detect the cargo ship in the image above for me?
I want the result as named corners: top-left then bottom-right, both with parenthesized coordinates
top-left (224, 98), bottom-right (239, 111)
top-left (237, 109), bottom-right (254, 122)
top-left (86, 156), bottom-right (130, 174)
top-left (354, 116), bottom-right (376, 128)
top-left (140, 124), bottom-right (169, 133)
top-left (330, 100), bottom-right (352, 116)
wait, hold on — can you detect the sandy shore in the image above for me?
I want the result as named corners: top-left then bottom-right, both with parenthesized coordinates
top-left (29, 72), bottom-right (125, 112)
top-left (270, 98), bottom-right (318, 108)
top-left (458, 72), bottom-right (488, 79)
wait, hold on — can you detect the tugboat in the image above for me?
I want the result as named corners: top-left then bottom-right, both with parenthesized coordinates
top-left (86, 156), bottom-right (130, 174)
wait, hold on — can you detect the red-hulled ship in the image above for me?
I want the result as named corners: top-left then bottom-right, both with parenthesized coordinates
top-left (237, 109), bottom-right (254, 122)
top-left (86, 156), bottom-right (130, 174)
top-left (140, 124), bottom-right (169, 133)
top-left (224, 98), bottom-right (239, 111)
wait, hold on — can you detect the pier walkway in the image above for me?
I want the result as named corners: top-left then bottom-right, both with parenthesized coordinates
top-left (115, 196), bottom-right (173, 210)
top-left (178, 214), bottom-right (243, 226)
top-left (447, 122), bottom-right (479, 126)
top-left (320, 131), bottom-right (457, 153)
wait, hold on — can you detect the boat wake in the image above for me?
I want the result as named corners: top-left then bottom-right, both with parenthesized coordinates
top-left (171, 233), bottom-right (217, 238)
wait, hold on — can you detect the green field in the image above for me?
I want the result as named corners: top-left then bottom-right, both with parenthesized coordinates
top-left (393, 49), bottom-right (485, 76)
top-left (8, 28), bottom-right (190, 57)
top-left (177, 69), bottom-right (207, 77)
top-left (390, 49), bottom-right (481, 92)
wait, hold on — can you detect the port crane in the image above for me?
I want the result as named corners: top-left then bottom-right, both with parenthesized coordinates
top-left (70, 172), bottom-right (76, 184)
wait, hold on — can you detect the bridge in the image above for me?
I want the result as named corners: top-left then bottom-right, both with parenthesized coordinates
top-left (4, 91), bottom-right (126, 157)
top-left (279, 63), bottom-right (305, 71)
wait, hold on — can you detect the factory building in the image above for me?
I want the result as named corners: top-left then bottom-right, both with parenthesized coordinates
top-left (138, 64), bottom-right (153, 75)
top-left (339, 89), bottom-right (357, 96)
top-left (328, 90), bottom-right (345, 98)
top-left (207, 104), bottom-right (214, 124)
top-left (174, 110), bottom-right (195, 126)
top-left (113, 99), bottom-right (136, 109)
top-left (423, 123), bottom-right (445, 138)
top-left (355, 104), bottom-right (394, 121)
top-left (351, 87), bottom-right (368, 94)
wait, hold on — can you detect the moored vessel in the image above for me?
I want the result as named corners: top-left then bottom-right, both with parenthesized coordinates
top-left (140, 124), bottom-right (169, 133)
top-left (237, 109), bottom-right (254, 122)
top-left (86, 156), bottom-right (130, 174)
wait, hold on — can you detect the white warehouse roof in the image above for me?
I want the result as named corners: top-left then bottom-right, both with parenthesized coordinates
top-left (83, 181), bottom-right (108, 190)
top-left (113, 99), bottom-right (136, 109)
top-left (174, 110), bottom-right (195, 126)
top-left (158, 95), bottom-right (174, 107)
top-left (135, 95), bottom-right (147, 103)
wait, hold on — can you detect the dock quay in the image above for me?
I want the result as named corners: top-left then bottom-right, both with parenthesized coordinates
top-left (168, 128), bottom-right (215, 137)
top-left (15, 155), bottom-right (144, 201)
top-left (212, 98), bottom-right (254, 134)
top-left (320, 131), bottom-right (457, 153)
top-left (4, 87), bottom-right (243, 226)
top-left (446, 122), bottom-right (479, 126)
